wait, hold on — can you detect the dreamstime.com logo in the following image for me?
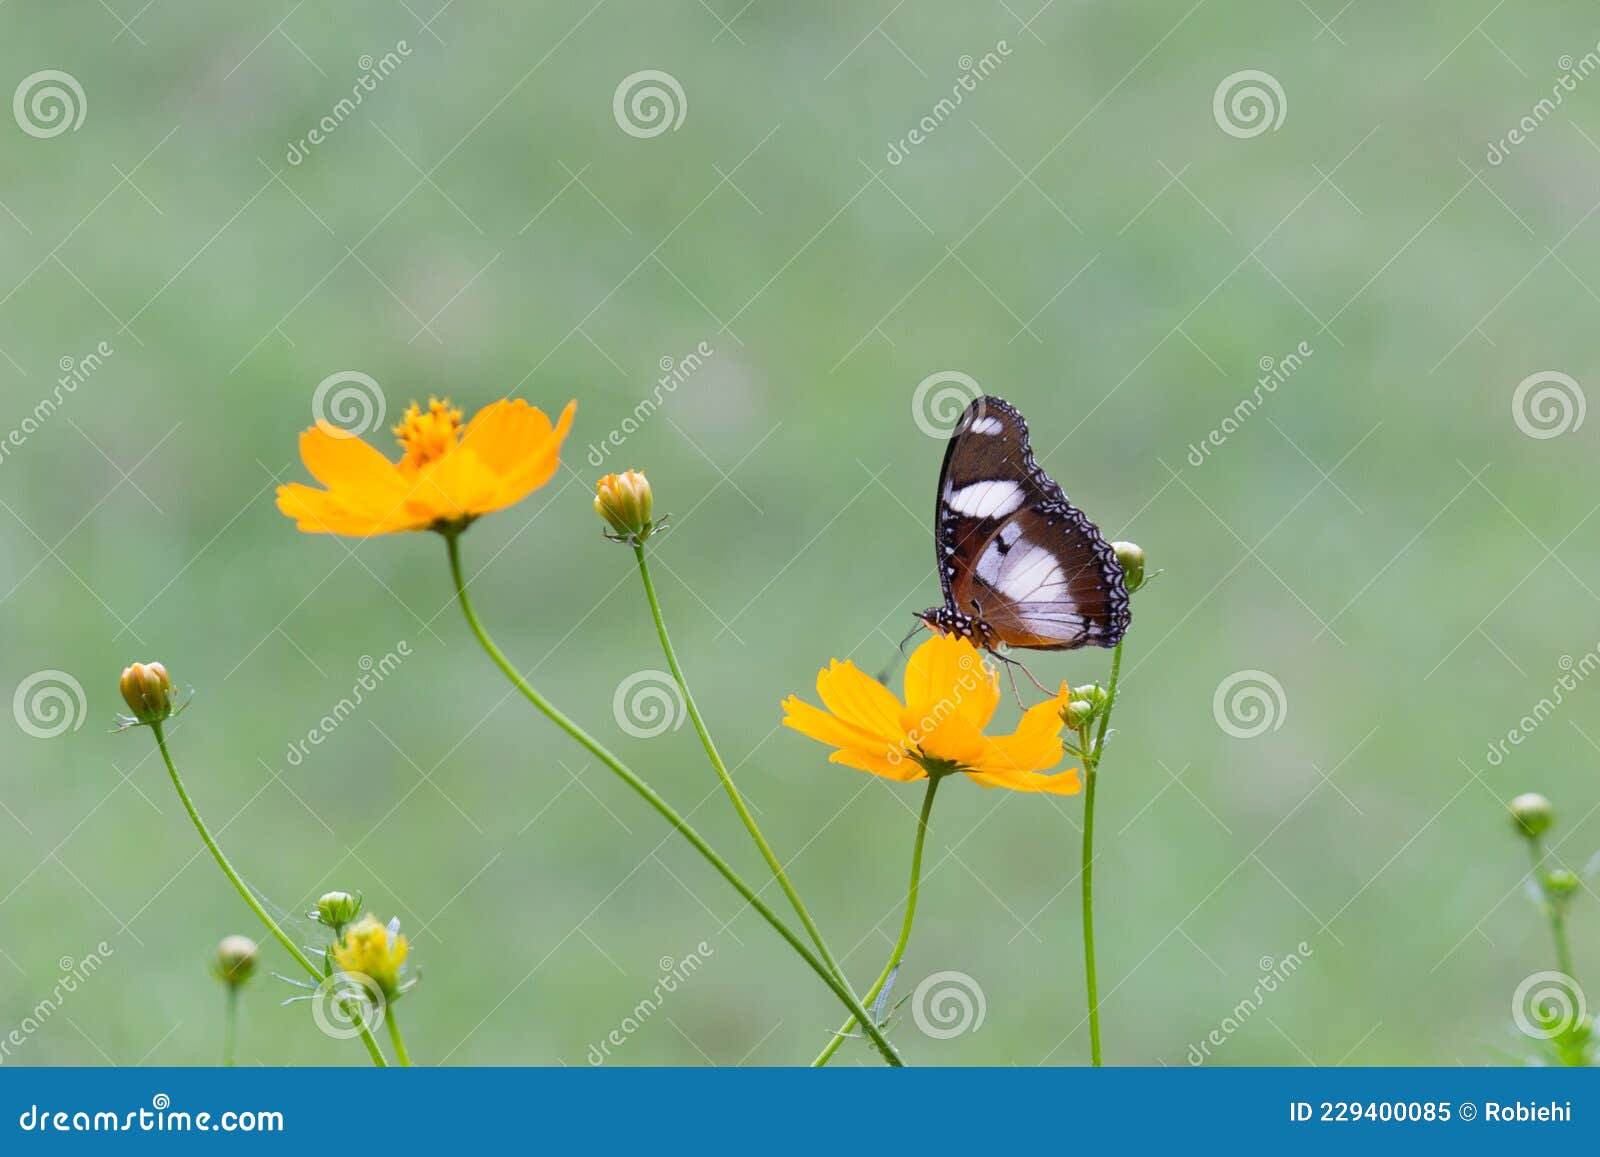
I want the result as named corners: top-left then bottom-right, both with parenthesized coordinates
top-left (1511, 370), bottom-right (1585, 439)
top-left (13, 70), bottom-right (86, 138)
top-left (1512, 970), bottom-right (1587, 1040)
top-left (1212, 70), bottom-right (1286, 139)
top-left (312, 370), bottom-right (387, 439)
top-left (13, 670), bottom-right (87, 739)
top-left (911, 970), bottom-right (986, 1039)
top-left (1212, 669), bottom-right (1287, 739)
top-left (912, 371), bottom-right (982, 438)
top-left (613, 70), bottom-right (686, 138)
top-left (613, 670), bottom-right (686, 739)
top-left (17, 1094), bottom-right (283, 1134)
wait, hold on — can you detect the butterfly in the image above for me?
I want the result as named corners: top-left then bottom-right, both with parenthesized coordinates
top-left (917, 396), bottom-right (1129, 655)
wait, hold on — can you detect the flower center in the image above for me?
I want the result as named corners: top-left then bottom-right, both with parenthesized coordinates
top-left (394, 398), bottom-right (463, 468)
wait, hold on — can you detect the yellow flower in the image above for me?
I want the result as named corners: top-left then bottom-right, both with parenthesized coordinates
top-left (276, 396), bottom-right (576, 535)
top-left (781, 633), bottom-right (1080, 794)
top-left (331, 915), bottom-right (409, 999)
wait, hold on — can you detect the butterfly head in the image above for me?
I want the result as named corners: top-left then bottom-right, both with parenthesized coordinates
top-left (916, 605), bottom-right (998, 651)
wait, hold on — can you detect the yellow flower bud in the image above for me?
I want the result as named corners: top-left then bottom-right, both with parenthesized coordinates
top-left (594, 470), bottom-right (655, 543)
top-left (1112, 541), bottom-right (1146, 593)
top-left (215, 935), bottom-right (258, 987)
top-left (1510, 792), bottom-right (1554, 839)
top-left (119, 661), bottom-right (174, 725)
top-left (331, 914), bottom-right (409, 1001)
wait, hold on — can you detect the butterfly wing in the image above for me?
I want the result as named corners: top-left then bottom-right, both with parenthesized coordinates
top-left (934, 396), bottom-right (1129, 650)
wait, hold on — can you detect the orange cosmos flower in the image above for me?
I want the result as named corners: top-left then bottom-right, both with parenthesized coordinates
top-left (781, 633), bottom-right (1080, 794)
top-left (276, 397), bottom-right (576, 535)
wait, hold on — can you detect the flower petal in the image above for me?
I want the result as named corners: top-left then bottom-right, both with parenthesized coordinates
top-left (901, 705), bottom-right (987, 767)
top-left (781, 695), bottom-right (892, 756)
top-left (902, 633), bottom-right (998, 729)
top-left (298, 425), bottom-right (407, 509)
top-left (970, 685), bottom-right (1072, 775)
top-left (964, 766), bottom-right (1082, 795)
top-left (473, 399), bottom-right (577, 512)
top-left (829, 748), bottom-right (926, 783)
top-left (275, 483), bottom-right (429, 535)
top-left (815, 660), bottom-right (905, 743)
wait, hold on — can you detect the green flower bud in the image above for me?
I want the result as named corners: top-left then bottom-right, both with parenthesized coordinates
top-left (1063, 699), bottom-right (1095, 728)
top-left (1112, 541), bottom-right (1146, 593)
top-left (1075, 683), bottom-right (1108, 709)
top-left (1510, 792), bottom-right (1554, 839)
top-left (215, 935), bottom-right (257, 987)
top-left (314, 890), bottom-right (362, 930)
top-left (1545, 868), bottom-right (1580, 897)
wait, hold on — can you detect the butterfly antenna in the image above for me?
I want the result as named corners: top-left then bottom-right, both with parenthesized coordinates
top-left (875, 621), bottom-right (924, 684)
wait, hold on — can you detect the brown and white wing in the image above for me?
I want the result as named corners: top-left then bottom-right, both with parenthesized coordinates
top-left (934, 396), bottom-right (1129, 650)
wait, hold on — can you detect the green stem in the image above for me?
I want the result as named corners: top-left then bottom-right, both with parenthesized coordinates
top-left (1080, 639), bottom-right (1124, 1068)
top-left (813, 773), bottom-right (942, 1066)
top-left (443, 531), bottom-right (904, 1066)
top-left (223, 986), bottom-right (238, 1067)
top-left (1529, 838), bottom-right (1577, 978)
top-left (150, 724), bottom-right (388, 1068)
top-left (633, 544), bottom-right (849, 981)
top-left (386, 1006), bottom-right (412, 1066)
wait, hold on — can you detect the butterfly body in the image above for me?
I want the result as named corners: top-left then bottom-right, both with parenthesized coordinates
top-left (918, 396), bottom-right (1129, 653)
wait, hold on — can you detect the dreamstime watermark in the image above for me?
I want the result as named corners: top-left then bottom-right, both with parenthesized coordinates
top-left (13, 670), bottom-right (87, 739)
top-left (1212, 69), bottom-right (1286, 138)
top-left (1487, 47), bottom-right (1600, 166)
top-left (311, 370), bottom-right (387, 439)
top-left (585, 340), bottom-right (713, 466)
top-left (911, 370), bottom-right (982, 439)
top-left (1212, 670), bottom-right (1287, 739)
top-left (0, 942), bottom-right (114, 1063)
top-left (911, 970), bottom-right (986, 1039)
top-left (1512, 970), bottom-right (1586, 1040)
top-left (1511, 370), bottom-right (1584, 439)
top-left (612, 670), bottom-right (686, 739)
top-left (0, 341), bottom-right (113, 468)
top-left (286, 42), bottom-right (413, 165)
top-left (1484, 646), bottom-right (1600, 767)
top-left (1187, 942), bottom-right (1313, 1064)
top-left (283, 643), bottom-right (411, 767)
top-left (1186, 340), bottom-right (1312, 466)
top-left (885, 41), bottom-right (1012, 165)
top-left (586, 942), bottom-right (714, 1063)
top-left (13, 70), bottom-right (86, 138)
top-left (889, 651), bottom-right (990, 769)
top-left (612, 70), bottom-right (686, 138)
top-left (310, 971), bottom-right (387, 1040)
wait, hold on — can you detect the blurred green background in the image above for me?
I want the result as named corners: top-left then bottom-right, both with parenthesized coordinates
top-left (3, 0), bottom-right (1600, 1067)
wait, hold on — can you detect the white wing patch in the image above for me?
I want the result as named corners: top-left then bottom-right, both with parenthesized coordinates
top-left (967, 415), bottom-right (1005, 435)
top-left (946, 480), bottom-right (1025, 519)
top-left (976, 528), bottom-right (1072, 604)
